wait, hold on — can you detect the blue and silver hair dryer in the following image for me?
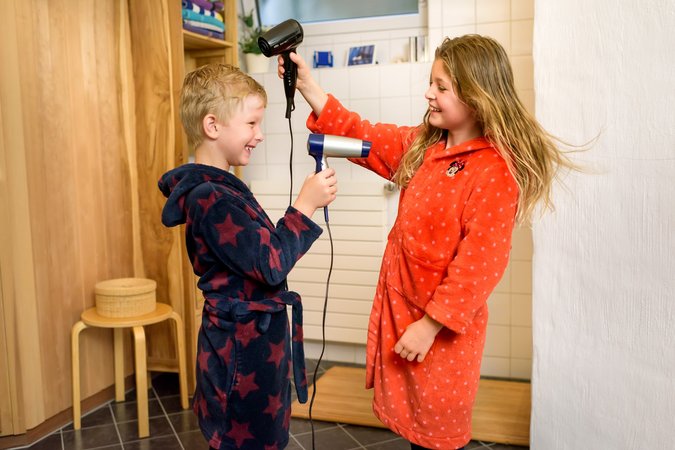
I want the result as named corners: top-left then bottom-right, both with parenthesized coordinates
top-left (307, 133), bottom-right (371, 222)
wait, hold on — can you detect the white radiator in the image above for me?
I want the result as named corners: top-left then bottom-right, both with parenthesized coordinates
top-left (250, 180), bottom-right (392, 344)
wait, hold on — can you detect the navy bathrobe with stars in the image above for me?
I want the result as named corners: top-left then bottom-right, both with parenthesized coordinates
top-left (159, 164), bottom-right (322, 450)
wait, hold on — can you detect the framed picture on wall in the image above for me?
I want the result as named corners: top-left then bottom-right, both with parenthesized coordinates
top-left (347, 45), bottom-right (376, 66)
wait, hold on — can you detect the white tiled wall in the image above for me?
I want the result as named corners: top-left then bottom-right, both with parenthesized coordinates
top-left (241, 0), bottom-right (535, 380)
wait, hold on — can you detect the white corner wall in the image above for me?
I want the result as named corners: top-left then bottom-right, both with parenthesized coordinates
top-left (532, 0), bottom-right (675, 448)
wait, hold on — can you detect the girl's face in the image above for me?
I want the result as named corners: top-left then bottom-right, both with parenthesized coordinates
top-left (425, 59), bottom-right (480, 142)
top-left (217, 94), bottom-right (265, 167)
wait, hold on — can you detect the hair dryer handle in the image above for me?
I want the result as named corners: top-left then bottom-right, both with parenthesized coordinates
top-left (283, 50), bottom-right (297, 118)
top-left (312, 155), bottom-right (328, 173)
top-left (310, 155), bottom-right (330, 222)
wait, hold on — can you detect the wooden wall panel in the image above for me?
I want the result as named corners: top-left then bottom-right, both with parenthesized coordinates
top-left (1, 0), bottom-right (46, 433)
top-left (0, 0), bottom-right (35, 435)
top-left (1, 0), bottom-right (214, 437)
top-left (0, 0), bottom-right (139, 433)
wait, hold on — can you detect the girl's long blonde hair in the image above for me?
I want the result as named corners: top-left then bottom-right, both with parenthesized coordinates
top-left (394, 34), bottom-right (577, 223)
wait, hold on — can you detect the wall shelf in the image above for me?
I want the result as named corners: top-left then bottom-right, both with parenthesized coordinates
top-left (182, 29), bottom-right (234, 51)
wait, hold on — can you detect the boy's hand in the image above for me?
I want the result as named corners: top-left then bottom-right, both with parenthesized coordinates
top-left (293, 168), bottom-right (337, 218)
top-left (394, 314), bottom-right (443, 363)
top-left (277, 52), bottom-right (328, 115)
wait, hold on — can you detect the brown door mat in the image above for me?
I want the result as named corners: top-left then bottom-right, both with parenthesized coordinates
top-left (291, 366), bottom-right (530, 446)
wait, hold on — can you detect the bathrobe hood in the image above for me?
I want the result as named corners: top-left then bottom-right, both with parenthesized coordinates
top-left (158, 163), bottom-right (244, 227)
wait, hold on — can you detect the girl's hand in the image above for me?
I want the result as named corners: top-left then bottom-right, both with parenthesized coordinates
top-left (394, 315), bottom-right (443, 363)
top-left (292, 168), bottom-right (337, 218)
top-left (277, 52), bottom-right (329, 115)
top-left (277, 52), bottom-right (312, 89)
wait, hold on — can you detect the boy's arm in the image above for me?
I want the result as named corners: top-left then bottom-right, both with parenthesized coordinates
top-left (200, 198), bottom-right (322, 287)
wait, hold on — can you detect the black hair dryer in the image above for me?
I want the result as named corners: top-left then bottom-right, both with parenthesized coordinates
top-left (258, 19), bottom-right (304, 118)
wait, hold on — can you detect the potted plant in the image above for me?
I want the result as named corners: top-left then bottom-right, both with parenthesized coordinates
top-left (239, 9), bottom-right (269, 73)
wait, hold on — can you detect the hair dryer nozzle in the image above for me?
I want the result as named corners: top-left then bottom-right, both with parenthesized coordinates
top-left (258, 19), bottom-right (304, 118)
top-left (307, 133), bottom-right (371, 172)
top-left (258, 19), bottom-right (304, 57)
top-left (307, 133), bottom-right (371, 222)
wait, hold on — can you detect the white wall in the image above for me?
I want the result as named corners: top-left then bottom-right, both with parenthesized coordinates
top-left (532, 0), bottom-right (675, 448)
top-left (240, 0), bottom-right (428, 69)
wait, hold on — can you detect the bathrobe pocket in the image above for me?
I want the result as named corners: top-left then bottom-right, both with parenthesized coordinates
top-left (395, 241), bottom-right (447, 311)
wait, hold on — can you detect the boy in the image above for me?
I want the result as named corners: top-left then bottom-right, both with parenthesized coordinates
top-left (158, 64), bottom-right (337, 450)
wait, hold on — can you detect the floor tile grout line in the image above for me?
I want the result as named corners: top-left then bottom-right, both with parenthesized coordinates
top-left (58, 400), bottom-right (113, 434)
top-left (62, 422), bottom-right (117, 432)
top-left (5, 425), bottom-right (68, 450)
top-left (289, 432), bottom-right (306, 450)
top-left (337, 423), bottom-right (368, 449)
top-left (361, 436), bottom-right (406, 448)
top-left (290, 423), bottom-right (344, 450)
top-left (152, 385), bottom-right (186, 450)
top-left (291, 424), bottom-right (340, 437)
top-left (108, 402), bottom-right (125, 449)
top-left (60, 428), bottom-right (65, 450)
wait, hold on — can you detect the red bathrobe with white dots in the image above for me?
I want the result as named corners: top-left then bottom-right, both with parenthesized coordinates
top-left (308, 96), bottom-right (518, 449)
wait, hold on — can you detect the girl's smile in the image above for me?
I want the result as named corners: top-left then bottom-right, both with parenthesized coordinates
top-left (425, 59), bottom-right (481, 146)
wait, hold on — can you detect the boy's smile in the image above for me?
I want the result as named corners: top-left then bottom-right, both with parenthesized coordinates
top-left (215, 94), bottom-right (265, 169)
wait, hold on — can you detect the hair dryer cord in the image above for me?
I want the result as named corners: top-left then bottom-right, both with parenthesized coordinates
top-left (288, 117), bottom-right (293, 205)
top-left (309, 220), bottom-right (333, 450)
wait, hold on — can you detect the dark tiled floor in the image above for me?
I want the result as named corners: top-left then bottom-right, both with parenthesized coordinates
top-left (12, 360), bottom-right (528, 450)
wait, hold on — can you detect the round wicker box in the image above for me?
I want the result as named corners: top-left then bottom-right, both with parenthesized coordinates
top-left (95, 278), bottom-right (157, 318)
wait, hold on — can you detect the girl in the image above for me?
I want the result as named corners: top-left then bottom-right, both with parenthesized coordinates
top-left (279, 34), bottom-right (573, 449)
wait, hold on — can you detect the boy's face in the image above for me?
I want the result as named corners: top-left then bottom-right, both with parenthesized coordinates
top-left (216, 94), bottom-right (265, 167)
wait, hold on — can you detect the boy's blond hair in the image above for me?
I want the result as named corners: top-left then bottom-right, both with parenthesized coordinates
top-left (394, 35), bottom-right (578, 223)
top-left (180, 63), bottom-right (267, 150)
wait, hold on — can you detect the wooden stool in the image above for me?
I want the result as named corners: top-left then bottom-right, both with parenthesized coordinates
top-left (71, 303), bottom-right (189, 438)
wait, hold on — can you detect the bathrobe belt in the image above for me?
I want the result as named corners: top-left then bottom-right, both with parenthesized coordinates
top-left (203, 291), bottom-right (308, 403)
